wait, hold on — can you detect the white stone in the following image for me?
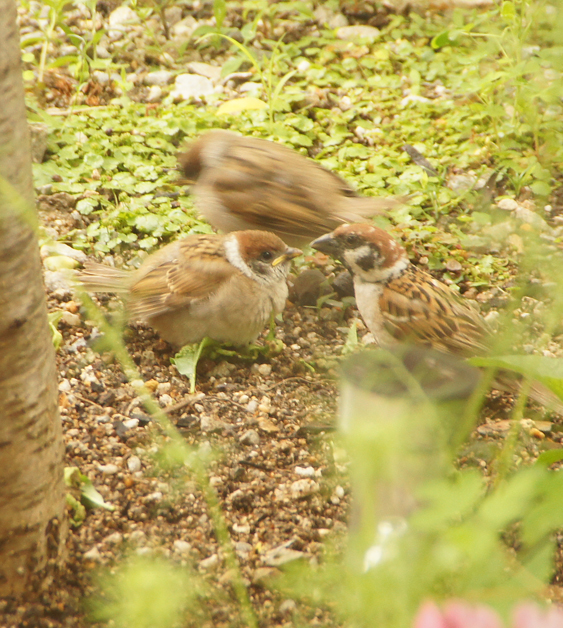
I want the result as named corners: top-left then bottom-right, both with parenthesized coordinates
top-left (240, 429), bottom-right (260, 446)
top-left (80, 366), bottom-right (100, 386)
top-left (59, 379), bottom-right (71, 393)
top-left (238, 82), bottom-right (261, 94)
top-left (96, 45), bottom-right (111, 59)
top-left (163, 5), bottom-right (183, 26)
top-left (170, 16), bottom-right (198, 39)
top-left (257, 364), bottom-right (272, 377)
top-left (123, 418), bottom-right (139, 430)
top-left (297, 60), bottom-right (310, 72)
top-left (263, 544), bottom-right (305, 567)
top-left (93, 70), bottom-right (110, 85)
top-left (159, 393), bottom-right (174, 407)
top-left (84, 546), bottom-right (102, 562)
top-left (294, 466), bottom-right (315, 478)
top-left (187, 62), bottom-right (222, 81)
top-left (145, 70), bottom-right (173, 86)
top-left (98, 464), bottom-right (119, 475)
top-left (279, 599), bottom-right (297, 615)
top-left (108, 6), bottom-right (140, 27)
top-left (171, 74), bottom-right (215, 100)
top-left (290, 479), bottom-right (319, 499)
top-left (173, 539), bottom-right (192, 554)
top-left (129, 530), bottom-right (146, 544)
top-left (41, 242), bottom-right (87, 263)
top-left (336, 25), bottom-right (380, 41)
top-left (199, 553), bottom-right (219, 571)
top-left (146, 85), bottom-right (162, 102)
top-left (127, 456), bottom-right (142, 472)
top-left (105, 532), bottom-right (123, 545)
top-left (44, 270), bottom-right (73, 296)
top-left (145, 491), bottom-right (162, 502)
top-left (498, 198), bottom-right (519, 211)
top-left (61, 311), bottom-right (81, 326)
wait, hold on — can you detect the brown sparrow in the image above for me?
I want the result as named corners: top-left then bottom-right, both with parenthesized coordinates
top-left (311, 223), bottom-right (491, 356)
top-left (312, 224), bottom-right (563, 413)
top-left (177, 129), bottom-right (401, 247)
top-left (79, 230), bottom-right (301, 347)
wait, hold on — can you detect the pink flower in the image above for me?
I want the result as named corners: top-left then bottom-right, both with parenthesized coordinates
top-left (513, 602), bottom-right (563, 628)
top-left (414, 601), bottom-right (503, 628)
top-left (413, 600), bottom-right (563, 628)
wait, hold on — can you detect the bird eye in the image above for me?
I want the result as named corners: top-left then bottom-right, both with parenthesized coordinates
top-left (344, 233), bottom-right (361, 247)
top-left (260, 250), bottom-right (274, 262)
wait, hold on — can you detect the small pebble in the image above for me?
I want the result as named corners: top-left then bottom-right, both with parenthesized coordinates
top-left (290, 479), bottom-right (319, 499)
top-left (84, 546), bottom-right (102, 562)
top-left (159, 394), bottom-right (174, 407)
top-left (279, 599), bottom-right (297, 615)
top-left (257, 364), bottom-right (272, 377)
top-left (445, 259), bottom-right (462, 272)
top-left (98, 464), bottom-right (118, 475)
top-left (497, 198), bottom-right (519, 211)
top-left (240, 429), bottom-right (260, 446)
top-left (199, 554), bottom-right (219, 571)
top-left (173, 540), bottom-right (192, 554)
top-left (235, 542), bottom-right (253, 559)
top-left (294, 466), bottom-right (315, 478)
top-left (104, 532), bottom-right (123, 545)
top-left (127, 456), bottom-right (141, 473)
top-left (129, 530), bottom-right (146, 544)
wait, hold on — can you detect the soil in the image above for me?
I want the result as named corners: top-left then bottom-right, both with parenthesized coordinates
top-left (6, 2), bottom-right (563, 627)
top-left (3, 189), bottom-right (562, 628)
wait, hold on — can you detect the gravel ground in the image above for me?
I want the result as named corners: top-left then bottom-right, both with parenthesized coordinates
top-left (2, 186), bottom-right (561, 628)
top-left (7, 1), bottom-right (563, 626)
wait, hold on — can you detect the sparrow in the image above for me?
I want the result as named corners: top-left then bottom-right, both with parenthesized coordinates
top-left (311, 223), bottom-right (489, 356)
top-left (177, 129), bottom-right (401, 247)
top-left (79, 230), bottom-right (301, 347)
top-left (311, 223), bottom-right (563, 413)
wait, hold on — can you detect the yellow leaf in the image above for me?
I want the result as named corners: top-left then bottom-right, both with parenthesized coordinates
top-left (216, 97), bottom-right (268, 115)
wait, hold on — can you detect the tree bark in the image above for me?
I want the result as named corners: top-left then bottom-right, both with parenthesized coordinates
top-left (0, 0), bottom-right (66, 597)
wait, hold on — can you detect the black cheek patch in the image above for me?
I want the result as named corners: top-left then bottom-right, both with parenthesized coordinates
top-left (356, 254), bottom-right (375, 271)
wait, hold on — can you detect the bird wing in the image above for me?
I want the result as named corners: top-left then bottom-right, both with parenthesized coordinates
top-left (128, 237), bottom-right (236, 320)
top-left (197, 138), bottom-right (393, 239)
top-left (380, 266), bottom-right (490, 356)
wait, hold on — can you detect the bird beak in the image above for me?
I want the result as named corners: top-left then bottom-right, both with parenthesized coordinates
top-left (310, 233), bottom-right (339, 256)
top-left (272, 247), bottom-right (302, 267)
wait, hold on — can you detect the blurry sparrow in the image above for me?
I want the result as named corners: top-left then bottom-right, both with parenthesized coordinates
top-left (177, 129), bottom-right (401, 247)
top-left (311, 223), bottom-right (563, 412)
top-left (79, 230), bottom-right (301, 347)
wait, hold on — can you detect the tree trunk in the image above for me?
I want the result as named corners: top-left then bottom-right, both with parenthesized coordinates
top-left (0, 0), bottom-right (66, 597)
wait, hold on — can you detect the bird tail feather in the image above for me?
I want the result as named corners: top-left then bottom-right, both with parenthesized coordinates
top-left (78, 261), bottom-right (130, 293)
